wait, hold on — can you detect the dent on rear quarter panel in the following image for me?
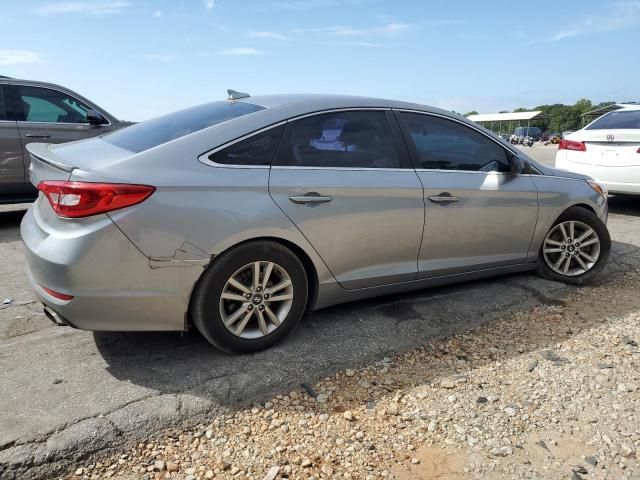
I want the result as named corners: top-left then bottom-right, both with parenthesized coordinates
top-left (108, 166), bottom-right (336, 286)
top-left (527, 175), bottom-right (606, 261)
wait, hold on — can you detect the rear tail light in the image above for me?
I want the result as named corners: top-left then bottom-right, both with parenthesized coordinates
top-left (37, 181), bottom-right (155, 218)
top-left (558, 139), bottom-right (586, 152)
top-left (40, 285), bottom-right (74, 301)
top-left (637, 147), bottom-right (640, 153)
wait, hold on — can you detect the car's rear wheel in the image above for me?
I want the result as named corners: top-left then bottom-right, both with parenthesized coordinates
top-left (191, 241), bottom-right (308, 353)
top-left (537, 206), bottom-right (610, 285)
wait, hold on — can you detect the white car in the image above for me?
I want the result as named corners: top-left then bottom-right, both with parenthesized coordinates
top-left (555, 105), bottom-right (640, 194)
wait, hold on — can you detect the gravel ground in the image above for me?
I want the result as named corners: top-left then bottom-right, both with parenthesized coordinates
top-left (63, 265), bottom-right (640, 480)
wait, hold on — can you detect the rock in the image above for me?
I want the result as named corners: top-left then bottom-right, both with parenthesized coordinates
top-left (74, 468), bottom-right (84, 475)
top-left (527, 360), bottom-right (538, 372)
top-left (476, 396), bottom-right (488, 404)
top-left (597, 363), bottom-right (614, 369)
top-left (186, 475), bottom-right (196, 480)
top-left (321, 464), bottom-right (334, 475)
top-left (205, 470), bottom-right (215, 479)
top-left (166, 462), bottom-right (179, 472)
top-left (585, 456), bottom-right (598, 466)
top-left (230, 466), bottom-right (241, 475)
top-left (489, 446), bottom-right (513, 457)
top-left (504, 407), bottom-right (517, 417)
top-left (343, 410), bottom-right (355, 421)
top-left (440, 378), bottom-right (456, 389)
top-left (318, 413), bottom-right (329, 422)
top-left (184, 467), bottom-right (196, 475)
top-left (301, 458), bottom-right (312, 467)
top-left (153, 460), bottom-right (165, 471)
top-left (262, 466), bottom-right (280, 480)
top-left (410, 457), bottom-right (420, 464)
top-left (345, 369), bottom-right (355, 377)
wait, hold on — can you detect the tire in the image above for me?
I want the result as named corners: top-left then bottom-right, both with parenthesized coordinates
top-left (536, 206), bottom-right (611, 286)
top-left (191, 240), bottom-right (308, 353)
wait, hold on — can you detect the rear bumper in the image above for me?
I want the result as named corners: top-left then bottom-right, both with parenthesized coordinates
top-left (20, 204), bottom-right (203, 331)
top-left (555, 153), bottom-right (640, 195)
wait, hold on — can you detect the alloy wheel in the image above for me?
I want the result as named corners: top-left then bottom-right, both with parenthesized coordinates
top-left (219, 261), bottom-right (294, 339)
top-left (542, 220), bottom-right (601, 277)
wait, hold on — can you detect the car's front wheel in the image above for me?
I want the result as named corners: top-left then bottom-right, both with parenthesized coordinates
top-left (537, 206), bottom-right (611, 285)
top-left (191, 241), bottom-right (308, 353)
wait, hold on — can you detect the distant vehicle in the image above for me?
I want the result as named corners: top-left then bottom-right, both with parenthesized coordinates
top-left (514, 126), bottom-right (542, 141)
top-left (555, 105), bottom-right (640, 195)
top-left (0, 77), bottom-right (128, 204)
top-left (22, 92), bottom-right (610, 353)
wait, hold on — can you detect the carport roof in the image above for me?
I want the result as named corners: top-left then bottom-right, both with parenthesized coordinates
top-left (467, 111), bottom-right (547, 122)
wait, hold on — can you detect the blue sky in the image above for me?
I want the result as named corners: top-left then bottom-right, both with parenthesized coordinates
top-left (1, 0), bottom-right (638, 120)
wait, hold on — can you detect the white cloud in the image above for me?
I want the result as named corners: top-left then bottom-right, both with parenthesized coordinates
top-left (203, 0), bottom-right (215, 9)
top-left (0, 50), bottom-right (41, 66)
top-left (376, 22), bottom-right (410, 34)
top-left (153, 10), bottom-right (162, 18)
top-left (35, 1), bottom-right (131, 15)
top-left (142, 53), bottom-right (176, 62)
top-left (220, 48), bottom-right (264, 56)
top-left (297, 22), bottom-right (412, 38)
top-left (550, 1), bottom-right (640, 41)
top-left (249, 31), bottom-right (288, 40)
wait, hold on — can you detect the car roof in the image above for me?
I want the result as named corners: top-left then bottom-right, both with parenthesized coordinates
top-left (236, 93), bottom-right (454, 117)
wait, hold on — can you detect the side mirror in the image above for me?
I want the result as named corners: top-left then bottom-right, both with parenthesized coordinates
top-left (86, 109), bottom-right (106, 125)
top-left (509, 154), bottom-right (527, 174)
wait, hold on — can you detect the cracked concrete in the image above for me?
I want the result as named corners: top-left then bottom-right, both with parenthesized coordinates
top-left (2, 152), bottom-right (640, 479)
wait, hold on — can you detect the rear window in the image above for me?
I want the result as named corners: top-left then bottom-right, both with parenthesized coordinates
top-left (586, 110), bottom-right (640, 130)
top-left (103, 101), bottom-right (264, 153)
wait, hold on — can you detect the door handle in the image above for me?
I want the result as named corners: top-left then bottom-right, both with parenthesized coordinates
top-left (427, 193), bottom-right (459, 203)
top-left (25, 134), bottom-right (50, 139)
top-left (289, 192), bottom-right (333, 205)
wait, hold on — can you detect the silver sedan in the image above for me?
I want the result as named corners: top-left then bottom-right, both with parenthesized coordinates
top-left (21, 92), bottom-right (611, 353)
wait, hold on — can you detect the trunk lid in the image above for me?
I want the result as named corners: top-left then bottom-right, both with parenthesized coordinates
top-left (568, 129), bottom-right (640, 167)
top-left (26, 138), bottom-right (134, 187)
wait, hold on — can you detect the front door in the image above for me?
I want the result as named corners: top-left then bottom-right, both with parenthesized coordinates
top-left (10, 84), bottom-right (111, 193)
top-left (395, 111), bottom-right (539, 278)
top-left (0, 83), bottom-right (25, 196)
top-left (269, 110), bottom-right (424, 289)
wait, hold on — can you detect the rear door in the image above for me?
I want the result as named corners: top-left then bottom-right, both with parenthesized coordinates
top-left (11, 83), bottom-right (114, 192)
top-left (269, 109), bottom-right (424, 289)
top-left (396, 110), bottom-right (539, 278)
top-left (0, 83), bottom-right (25, 196)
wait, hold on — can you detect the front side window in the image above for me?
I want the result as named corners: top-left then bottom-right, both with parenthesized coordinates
top-left (15, 85), bottom-right (91, 123)
top-left (208, 125), bottom-right (284, 166)
top-left (274, 111), bottom-right (401, 168)
top-left (104, 101), bottom-right (264, 153)
top-left (586, 110), bottom-right (640, 130)
top-left (399, 112), bottom-right (509, 172)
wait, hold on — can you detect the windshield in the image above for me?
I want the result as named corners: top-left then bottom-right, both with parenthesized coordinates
top-left (103, 101), bottom-right (264, 153)
top-left (586, 110), bottom-right (640, 130)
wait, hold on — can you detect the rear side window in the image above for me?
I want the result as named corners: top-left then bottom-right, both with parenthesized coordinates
top-left (15, 85), bottom-right (91, 123)
top-left (399, 112), bottom-right (509, 172)
top-left (103, 101), bottom-right (264, 153)
top-left (586, 110), bottom-right (640, 130)
top-left (208, 125), bottom-right (284, 166)
top-left (0, 85), bottom-right (7, 120)
top-left (274, 111), bottom-right (401, 168)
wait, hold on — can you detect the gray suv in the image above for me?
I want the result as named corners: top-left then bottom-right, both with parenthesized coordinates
top-left (0, 76), bottom-right (127, 203)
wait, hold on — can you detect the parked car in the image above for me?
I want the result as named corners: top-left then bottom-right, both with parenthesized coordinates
top-left (555, 106), bottom-right (640, 194)
top-left (0, 77), bottom-right (127, 204)
top-left (22, 92), bottom-right (611, 353)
